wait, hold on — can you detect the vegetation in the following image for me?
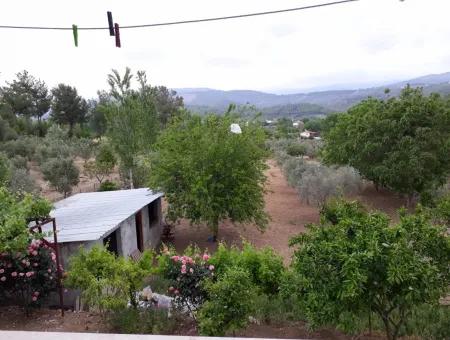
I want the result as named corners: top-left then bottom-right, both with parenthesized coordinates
top-left (65, 245), bottom-right (154, 312)
top-left (51, 84), bottom-right (88, 136)
top-left (149, 113), bottom-right (268, 240)
top-left (289, 199), bottom-right (450, 340)
top-left (42, 157), bottom-right (79, 197)
top-left (323, 86), bottom-right (450, 204)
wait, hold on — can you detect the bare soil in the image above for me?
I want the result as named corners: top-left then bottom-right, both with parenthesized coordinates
top-left (171, 160), bottom-right (404, 262)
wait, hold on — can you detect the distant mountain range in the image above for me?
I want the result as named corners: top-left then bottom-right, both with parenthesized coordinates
top-left (175, 72), bottom-right (450, 118)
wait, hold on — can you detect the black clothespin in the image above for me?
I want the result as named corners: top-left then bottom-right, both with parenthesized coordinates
top-left (107, 11), bottom-right (114, 36)
top-left (114, 23), bottom-right (121, 48)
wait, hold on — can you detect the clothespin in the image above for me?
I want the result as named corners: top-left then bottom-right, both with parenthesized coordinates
top-left (114, 23), bottom-right (121, 48)
top-left (72, 24), bottom-right (78, 47)
top-left (107, 11), bottom-right (114, 36)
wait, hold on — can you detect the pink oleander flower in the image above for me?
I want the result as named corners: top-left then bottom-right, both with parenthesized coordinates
top-left (189, 268), bottom-right (194, 274)
top-left (32, 251), bottom-right (38, 256)
top-left (203, 254), bottom-right (210, 261)
top-left (32, 296), bottom-right (37, 302)
top-left (33, 263), bottom-right (38, 267)
top-left (11, 272), bottom-right (17, 277)
top-left (48, 268), bottom-right (52, 273)
top-left (19, 273), bottom-right (24, 277)
top-left (25, 271), bottom-right (34, 277)
top-left (188, 257), bottom-right (194, 264)
top-left (174, 289), bottom-right (179, 295)
top-left (181, 264), bottom-right (187, 274)
top-left (0, 269), bottom-right (4, 274)
top-left (171, 255), bottom-right (179, 262)
top-left (209, 265), bottom-right (215, 271)
top-left (33, 291), bottom-right (39, 296)
top-left (181, 259), bottom-right (187, 265)
top-left (0, 276), bottom-right (6, 282)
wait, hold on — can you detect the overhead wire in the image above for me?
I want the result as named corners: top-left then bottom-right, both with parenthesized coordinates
top-left (0, 0), bottom-right (360, 31)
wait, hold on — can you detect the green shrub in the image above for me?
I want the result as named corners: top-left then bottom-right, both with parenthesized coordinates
top-left (41, 158), bottom-right (79, 197)
top-left (198, 267), bottom-right (256, 336)
top-left (98, 180), bottom-right (119, 191)
top-left (8, 168), bottom-right (37, 195)
top-left (0, 153), bottom-right (10, 184)
top-left (10, 155), bottom-right (29, 170)
top-left (210, 242), bottom-right (285, 295)
top-left (286, 143), bottom-right (307, 157)
top-left (0, 138), bottom-right (36, 160)
top-left (404, 304), bottom-right (450, 340)
top-left (65, 246), bottom-right (154, 313)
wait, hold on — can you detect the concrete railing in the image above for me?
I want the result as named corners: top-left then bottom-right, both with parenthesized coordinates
top-left (0, 331), bottom-right (300, 340)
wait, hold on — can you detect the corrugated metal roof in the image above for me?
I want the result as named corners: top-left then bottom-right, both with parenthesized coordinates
top-left (45, 188), bottom-right (163, 243)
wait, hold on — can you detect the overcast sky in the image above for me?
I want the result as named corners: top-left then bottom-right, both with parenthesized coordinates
top-left (0, 0), bottom-right (449, 97)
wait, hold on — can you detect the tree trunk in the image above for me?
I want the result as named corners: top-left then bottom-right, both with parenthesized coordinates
top-left (129, 168), bottom-right (134, 189)
top-left (211, 219), bottom-right (219, 242)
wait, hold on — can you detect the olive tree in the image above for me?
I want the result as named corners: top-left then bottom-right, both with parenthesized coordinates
top-left (149, 113), bottom-right (268, 240)
top-left (289, 200), bottom-right (450, 340)
top-left (42, 158), bottom-right (79, 197)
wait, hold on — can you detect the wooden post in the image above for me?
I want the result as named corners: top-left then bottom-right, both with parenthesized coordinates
top-left (52, 218), bottom-right (64, 317)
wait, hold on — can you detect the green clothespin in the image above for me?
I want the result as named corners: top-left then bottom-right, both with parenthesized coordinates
top-left (72, 24), bottom-right (78, 47)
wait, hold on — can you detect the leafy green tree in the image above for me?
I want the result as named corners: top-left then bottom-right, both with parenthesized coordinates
top-left (149, 113), bottom-right (268, 240)
top-left (0, 153), bottom-right (10, 185)
top-left (150, 85), bottom-right (184, 127)
top-left (1, 70), bottom-right (51, 121)
top-left (198, 267), bottom-right (256, 336)
top-left (42, 158), bottom-right (79, 197)
top-left (105, 69), bottom-right (159, 188)
top-left (289, 200), bottom-right (450, 340)
top-left (323, 87), bottom-right (450, 204)
top-left (51, 84), bottom-right (88, 136)
top-left (84, 143), bottom-right (116, 185)
top-left (275, 117), bottom-right (296, 138)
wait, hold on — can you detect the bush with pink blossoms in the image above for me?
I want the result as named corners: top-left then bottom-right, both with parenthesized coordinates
top-left (159, 247), bottom-right (214, 315)
top-left (0, 238), bottom-right (59, 314)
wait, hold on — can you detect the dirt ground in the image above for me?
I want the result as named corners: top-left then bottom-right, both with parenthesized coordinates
top-left (0, 306), bottom-right (388, 339)
top-left (30, 157), bottom-right (121, 202)
top-left (171, 160), bottom-right (405, 262)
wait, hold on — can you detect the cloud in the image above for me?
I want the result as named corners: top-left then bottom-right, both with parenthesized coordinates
top-left (270, 24), bottom-right (296, 38)
top-left (207, 57), bottom-right (250, 68)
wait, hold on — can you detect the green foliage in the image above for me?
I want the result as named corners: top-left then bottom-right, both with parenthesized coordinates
top-left (98, 180), bottom-right (119, 192)
top-left (0, 137), bottom-right (37, 160)
top-left (304, 117), bottom-right (325, 132)
top-left (323, 86), bottom-right (450, 200)
top-left (289, 200), bottom-right (450, 340)
top-left (8, 167), bottom-right (37, 195)
top-left (149, 113), bottom-right (268, 239)
top-left (1, 70), bottom-right (51, 120)
top-left (104, 68), bottom-right (159, 188)
top-left (210, 242), bottom-right (285, 295)
top-left (0, 187), bottom-right (52, 253)
top-left (65, 246), bottom-right (154, 313)
top-left (10, 155), bottom-right (28, 170)
top-left (0, 153), bottom-right (10, 185)
top-left (404, 304), bottom-right (450, 340)
top-left (41, 158), bottom-right (79, 197)
top-left (433, 194), bottom-right (450, 226)
top-left (84, 143), bottom-right (116, 185)
top-left (73, 138), bottom-right (95, 162)
top-left (275, 118), bottom-right (297, 138)
top-left (286, 142), bottom-right (307, 157)
top-left (51, 84), bottom-right (88, 136)
top-left (198, 267), bottom-right (256, 336)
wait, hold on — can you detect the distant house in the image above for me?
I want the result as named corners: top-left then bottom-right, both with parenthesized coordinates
top-left (45, 188), bottom-right (164, 269)
top-left (300, 130), bottom-right (320, 139)
top-left (293, 121), bottom-right (305, 130)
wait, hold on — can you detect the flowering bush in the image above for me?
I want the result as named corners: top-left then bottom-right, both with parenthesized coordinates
top-left (161, 250), bottom-right (214, 314)
top-left (0, 238), bottom-right (58, 313)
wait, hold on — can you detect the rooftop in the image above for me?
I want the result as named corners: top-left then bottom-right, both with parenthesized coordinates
top-left (44, 188), bottom-right (163, 243)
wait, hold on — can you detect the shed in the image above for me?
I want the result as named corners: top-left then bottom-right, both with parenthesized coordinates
top-left (45, 188), bottom-right (164, 268)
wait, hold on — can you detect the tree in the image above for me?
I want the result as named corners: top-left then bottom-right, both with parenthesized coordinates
top-left (322, 86), bottom-right (450, 204)
top-left (104, 69), bottom-right (159, 188)
top-left (51, 84), bottom-right (88, 136)
top-left (289, 199), bottom-right (450, 340)
top-left (84, 143), bottom-right (116, 185)
top-left (150, 85), bottom-right (184, 127)
top-left (42, 158), bottom-right (79, 197)
top-left (149, 113), bottom-right (269, 240)
top-left (1, 70), bottom-right (51, 121)
top-left (198, 267), bottom-right (256, 336)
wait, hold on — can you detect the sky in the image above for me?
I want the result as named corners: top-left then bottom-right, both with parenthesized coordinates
top-left (0, 0), bottom-right (450, 97)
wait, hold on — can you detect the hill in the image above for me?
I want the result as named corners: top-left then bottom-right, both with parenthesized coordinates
top-left (175, 71), bottom-right (450, 118)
